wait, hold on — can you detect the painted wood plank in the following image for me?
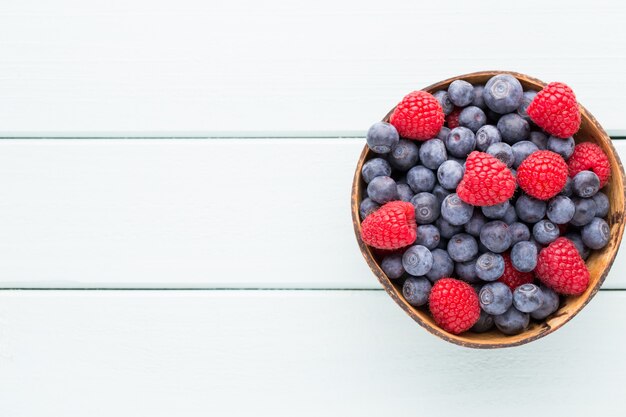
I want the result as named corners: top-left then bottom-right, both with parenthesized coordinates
top-left (0, 138), bottom-right (625, 289)
top-left (0, 0), bottom-right (625, 136)
top-left (0, 290), bottom-right (624, 416)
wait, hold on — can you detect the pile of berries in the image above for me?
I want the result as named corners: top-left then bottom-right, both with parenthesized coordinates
top-left (360, 74), bottom-right (612, 335)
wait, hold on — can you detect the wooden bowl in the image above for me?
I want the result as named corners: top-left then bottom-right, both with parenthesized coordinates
top-left (351, 70), bottom-right (626, 348)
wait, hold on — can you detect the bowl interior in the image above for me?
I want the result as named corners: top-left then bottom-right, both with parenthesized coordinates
top-left (352, 71), bottom-right (626, 348)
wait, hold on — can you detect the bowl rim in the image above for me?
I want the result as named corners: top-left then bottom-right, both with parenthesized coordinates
top-left (351, 70), bottom-right (626, 348)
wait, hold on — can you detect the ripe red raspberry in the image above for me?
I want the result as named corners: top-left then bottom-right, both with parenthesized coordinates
top-left (568, 142), bottom-right (611, 187)
top-left (446, 107), bottom-right (461, 129)
top-left (527, 82), bottom-right (581, 138)
top-left (535, 237), bottom-right (590, 295)
top-left (498, 252), bottom-right (534, 291)
top-left (457, 151), bottom-right (516, 206)
top-left (360, 201), bottom-right (417, 250)
top-left (429, 278), bottom-right (480, 335)
top-left (389, 91), bottom-right (444, 141)
top-left (516, 150), bottom-right (568, 200)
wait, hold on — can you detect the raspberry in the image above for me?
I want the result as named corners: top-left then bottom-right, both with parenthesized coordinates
top-left (516, 150), bottom-right (568, 200)
top-left (568, 142), bottom-right (611, 187)
top-left (535, 237), bottom-right (590, 295)
top-left (360, 201), bottom-right (417, 250)
top-left (446, 107), bottom-right (461, 129)
top-left (497, 252), bottom-right (534, 291)
top-left (429, 278), bottom-right (480, 335)
top-left (527, 82), bottom-right (581, 138)
top-left (389, 91), bottom-right (444, 141)
top-left (457, 151), bottom-right (516, 206)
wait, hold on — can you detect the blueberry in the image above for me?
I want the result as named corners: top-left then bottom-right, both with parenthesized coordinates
top-left (366, 121), bottom-right (399, 154)
top-left (471, 85), bottom-right (486, 109)
top-left (475, 125), bottom-right (502, 151)
top-left (465, 211), bottom-right (487, 237)
top-left (483, 74), bottom-right (524, 114)
top-left (359, 198), bottom-right (379, 219)
top-left (367, 176), bottom-right (398, 204)
top-left (479, 282), bottom-right (513, 315)
top-left (437, 160), bottom-right (464, 190)
top-left (559, 177), bottom-right (573, 197)
top-left (515, 194), bottom-right (547, 223)
top-left (426, 249), bottom-right (454, 282)
top-left (529, 131), bottom-right (548, 150)
top-left (530, 286), bottom-right (560, 320)
top-left (547, 195), bottom-right (575, 224)
top-left (407, 166), bottom-right (435, 193)
top-left (395, 174), bottom-right (408, 185)
top-left (437, 238), bottom-right (449, 250)
top-left (381, 254), bottom-right (404, 279)
top-left (446, 127), bottom-right (476, 158)
top-left (441, 193), bottom-right (475, 226)
top-left (547, 136), bottom-right (575, 160)
top-left (582, 217), bottom-right (610, 249)
top-left (411, 192), bottom-right (440, 224)
top-left (509, 222), bottom-right (531, 244)
top-left (480, 221), bottom-right (512, 253)
top-left (396, 183), bottom-right (414, 202)
top-left (502, 205), bottom-right (518, 224)
top-left (447, 233), bottom-right (479, 262)
top-left (436, 126), bottom-right (451, 141)
top-left (459, 106), bottom-right (487, 132)
top-left (362, 158), bottom-right (392, 183)
top-left (512, 141), bottom-right (539, 168)
top-left (475, 252), bottom-right (505, 281)
top-left (510, 241), bottom-right (538, 272)
top-left (415, 224), bottom-right (441, 249)
top-left (456, 259), bottom-right (480, 283)
top-left (471, 310), bottom-right (494, 333)
top-left (517, 91), bottom-right (537, 122)
top-left (564, 232), bottom-right (590, 259)
top-left (432, 184), bottom-right (451, 205)
top-left (533, 220), bottom-right (560, 245)
top-left (593, 192), bottom-right (609, 217)
top-left (485, 109), bottom-right (502, 123)
top-left (436, 217), bottom-right (463, 239)
top-left (419, 139), bottom-right (447, 170)
top-left (402, 245), bottom-right (433, 276)
top-left (570, 197), bottom-right (597, 227)
top-left (388, 139), bottom-right (420, 171)
top-left (482, 201), bottom-right (510, 220)
top-left (573, 170), bottom-right (600, 198)
top-left (497, 113), bottom-right (530, 144)
top-left (448, 80), bottom-right (474, 107)
top-left (486, 142), bottom-right (514, 167)
top-left (433, 90), bottom-right (454, 115)
top-left (494, 306), bottom-right (529, 335)
top-left (513, 283), bottom-right (543, 313)
top-left (402, 277), bottom-right (432, 307)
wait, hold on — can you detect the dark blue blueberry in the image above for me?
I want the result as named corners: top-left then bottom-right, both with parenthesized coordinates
top-left (407, 166), bottom-right (435, 193)
top-left (455, 259), bottom-right (480, 283)
top-left (436, 126), bottom-right (451, 141)
top-left (395, 173), bottom-right (408, 185)
top-left (447, 155), bottom-right (466, 165)
top-left (415, 224), bottom-right (441, 249)
top-left (509, 222), bottom-right (531, 244)
top-left (573, 170), bottom-right (600, 198)
top-left (481, 201), bottom-right (510, 220)
top-left (513, 283), bottom-right (543, 313)
top-left (402, 277), bottom-right (432, 307)
top-left (426, 249), bottom-right (454, 282)
top-left (471, 85), bottom-right (486, 109)
top-left (459, 106), bottom-right (487, 132)
top-left (437, 237), bottom-right (449, 250)
top-left (593, 192), bottom-right (609, 217)
top-left (448, 80), bottom-right (474, 107)
top-left (441, 193), bottom-right (475, 226)
top-left (436, 217), bottom-right (463, 239)
top-left (559, 177), bottom-right (573, 197)
top-left (361, 158), bottom-right (392, 183)
top-left (582, 217), bottom-right (610, 249)
top-left (411, 192), bottom-right (440, 224)
top-left (366, 121), bottom-right (399, 154)
top-left (437, 160), bottom-right (464, 190)
top-left (564, 232), bottom-right (590, 260)
top-left (471, 310), bottom-right (494, 332)
top-left (475, 252), bottom-right (505, 281)
top-left (433, 91), bottom-right (454, 115)
top-left (532, 220), bottom-right (559, 245)
top-left (483, 74), bottom-right (523, 114)
top-left (547, 195), bottom-right (575, 224)
top-left (475, 125), bottom-right (502, 151)
top-left (446, 127), bottom-right (476, 158)
top-left (402, 245), bottom-right (433, 276)
top-left (359, 198), bottom-right (379, 219)
top-left (367, 176), bottom-right (398, 204)
top-left (486, 142), bottom-right (514, 167)
top-left (510, 241), bottom-right (537, 272)
top-left (515, 194), bottom-right (547, 223)
top-left (480, 221), bottom-right (512, 253)
top-left (516, 91), bottom-right (537, 122)
top-left (547, 136), bottom-right (575, 160)
top-left (570, 197), bottom-right (597, 227)
top-left (381, 253), bottom-right (404, 279)
top-left (512, 141), bottom-right (539, 168)
top-left (447, 233), bottom-right (479, 262)
top-left (529, 131), bottom-right (548, 150)
top-left (396, 183), bottom-right (414, 202)
top-left (419, 139), bottom-right (447, 170)
top-left (388, 139), bottom-right (419, 171)
top-left (502, 205), bottom-right (518, 224)
top-left (494, 306), bottom-right (529, 335)
top-left (465, 211), bottom-right (487, 237)
top-left (485, 109), bottom-right (502, 123)
top-left (497, 113), bottom-right (530, 144)
top-left (479, 282), bottom-right (512, 315)
top-left (530, 286), bottom-right (560, 320)
top-left (432, 184), bottom-right (451, 205)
